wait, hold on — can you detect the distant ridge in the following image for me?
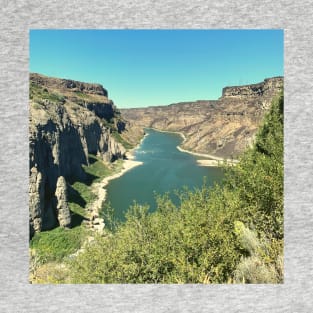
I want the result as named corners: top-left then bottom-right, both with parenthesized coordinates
top-left (121, 77), bottom-right (283, 158)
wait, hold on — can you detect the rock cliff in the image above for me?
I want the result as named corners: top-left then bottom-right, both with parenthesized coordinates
top-left (29, 73), bottom-right (127, 237)
top-left (121, 77), bottom-right (283, 158)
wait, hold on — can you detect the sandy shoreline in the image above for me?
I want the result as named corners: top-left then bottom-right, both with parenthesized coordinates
top-left (87, 132), bottom-right (148, 227)
top-left (125, 131), bottom-right (149, 160)
top-left (196, 159), bottom-right (239, 167)
top-left (176, 145), bottom-right (225, 161)
top-left (93, 159), bottom-right (143, 210)
top-left (196, 159), bottom-right (220, 167)
top-left (177, 146), bottom-right (239, 166)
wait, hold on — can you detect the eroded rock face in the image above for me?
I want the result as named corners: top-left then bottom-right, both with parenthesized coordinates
top-left (85, 101), bottom-right (115, 121)
top-left (55, 176), bottom-right (71, 228)
top-left (29, 167), bottom-right (44, 237)
top-left (221, 77), bottom-right (283, 110)
top-left (108, 137), bottom-right (126, 161)
top-left (121, 77), bottom-right (283, 158)
top-left (29, 73), bottom-right (127, 236)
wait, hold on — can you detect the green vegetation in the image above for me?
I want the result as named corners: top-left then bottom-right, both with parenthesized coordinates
top-left (29, 226), bottom-right (88, 283)
top-left (30, 82), bottom-right (65, 104)
top-left (30, 226), bottom-right (87, 264)
top-left (31, 154), bottom-right (124, 274)
top-left (73, 90), bottom-right (90, 99)
top-left (83, 154), bottom-right (123, 180)
top-left (111, 130), bottom-right (135, 149)
top-left (68, 155), bottom-right (123, 219)
top-left (68, 181), bottom-right (95, 219)
top-left (68, 94), bottom-right (284, 284)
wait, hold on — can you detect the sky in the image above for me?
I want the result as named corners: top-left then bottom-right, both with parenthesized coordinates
top-left (30, 30), bottom-right (283, 108)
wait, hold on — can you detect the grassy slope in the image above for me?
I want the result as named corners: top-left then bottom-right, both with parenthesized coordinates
top-left (68, 155), bottom-right (123, 219)
top-left (30, 154), bottom-right (124, 283)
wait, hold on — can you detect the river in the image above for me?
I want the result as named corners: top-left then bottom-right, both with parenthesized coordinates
top-left (104, 129), bottom-right (224, 221)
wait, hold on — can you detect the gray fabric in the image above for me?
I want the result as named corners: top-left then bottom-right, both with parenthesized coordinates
top-left (1, 0), bottom-right (312, 312)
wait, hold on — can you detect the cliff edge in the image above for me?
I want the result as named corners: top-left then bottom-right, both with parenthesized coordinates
top-left (29, 73), bottom-right (127, 237)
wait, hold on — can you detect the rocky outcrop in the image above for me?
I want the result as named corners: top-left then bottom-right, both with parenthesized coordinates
top-left (29, 167), bottom-right (44, 234)
top-left (121, 77), bottom-right (283, 158)
top-left (29, 73), bottom-right (127, 237)
top-left (55, 176), bottom-right (71, 228)
top-left (85, 101), bottom-right (115, 120)
top-left (221, 77), bottom-right (283, 110)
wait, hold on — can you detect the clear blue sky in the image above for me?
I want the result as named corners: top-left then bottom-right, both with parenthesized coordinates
top-left (30, 30), bottom-right (283, 108)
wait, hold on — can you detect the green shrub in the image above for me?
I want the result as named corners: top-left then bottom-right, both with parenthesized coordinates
top-left (70, 189), bottom-right (241, 283)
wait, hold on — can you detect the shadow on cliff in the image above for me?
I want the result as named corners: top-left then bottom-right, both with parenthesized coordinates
top-left (68, 171), bottom-right (98, 187)
top-left (67, 184), bottom-right (89, 228)
top-left (67, 184), bottom-right (87, 208)
top-left (88, 155), bottom-right (97, 165)
top-left (67, 171), bottom-right (99, 228)
top-left (71, 212), bottom-right (86, 228)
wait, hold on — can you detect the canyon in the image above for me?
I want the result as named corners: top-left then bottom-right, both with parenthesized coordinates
top-left (29, 74), bottom-right (283, 237)
top-left (121, 77), bottom-right (283, 158)
top-left (29, 73), bottom-right (143, 237)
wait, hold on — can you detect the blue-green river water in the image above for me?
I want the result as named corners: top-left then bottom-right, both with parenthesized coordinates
top-left (105, 129), bottom-right (223, 221)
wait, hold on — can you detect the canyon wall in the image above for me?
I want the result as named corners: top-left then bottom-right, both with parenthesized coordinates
top-left (121, 77), bottom-right (283, 158)
top-left (29, 73), bottom-right (126, 237)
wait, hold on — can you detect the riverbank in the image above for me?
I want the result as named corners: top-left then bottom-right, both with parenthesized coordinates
top-left (84, 134), bottom-right (148, 232)
top-left (148, 128), bottom-right (219, 159)
top-left (196, 159), bottom-right (219, 167)
top-left (96, 159), bottom-right (143, 203)
top-left (196, 159), bottom-right (239, 167)
top-left (88, 158), bottom-right (143, 231)
top-left (125, 132), bottom-right (149, 160)
top-left (147, 127), bottom-right (238, 166)
top-left (176, 145), bottom-right (225, 161)
top-left (177, 146), bottom-right (239, 166)
top-left (176, 139), bottom-right (237, 163)
top-left (148, 127), bottom-right (186, 141)
top-left (87, 131), bottom-right (147, 231)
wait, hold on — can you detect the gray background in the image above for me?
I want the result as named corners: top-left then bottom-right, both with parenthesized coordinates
top-left (0, 0), bottom-right (312, 312)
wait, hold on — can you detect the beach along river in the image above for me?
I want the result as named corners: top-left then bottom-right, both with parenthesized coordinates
top-left (104, 129), bottom-right (224, 221)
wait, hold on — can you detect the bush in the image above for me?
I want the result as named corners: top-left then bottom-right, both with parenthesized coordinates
top-left (68, 94), bottom-right (284, 284)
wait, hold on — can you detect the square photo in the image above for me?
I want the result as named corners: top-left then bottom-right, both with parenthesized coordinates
top-left (29, 29), bottom-right (283, 284)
